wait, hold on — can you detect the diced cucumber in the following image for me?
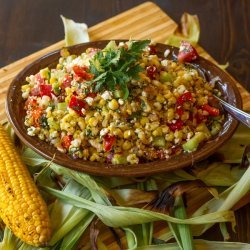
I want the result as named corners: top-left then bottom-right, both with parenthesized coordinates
top-left (196, 123), bottom-right (211, 139)
top-left (152, 136), bottom-right (166, 147)
top-left (211, 122), bottom-right (222, 136)
top-left (183, 132), bottom-right (206, 152)
top-left (160, 71), bottom-right (174, 83)
top-left (57, 102), bottom-right (67, 111)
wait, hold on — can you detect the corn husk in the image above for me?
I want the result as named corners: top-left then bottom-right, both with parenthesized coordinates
top-left (134, 240), bottom-right (250, 250)
top-left (165, 13), bottom-right (200, 47)
top-left (60, 15), bottom-right (89, 46)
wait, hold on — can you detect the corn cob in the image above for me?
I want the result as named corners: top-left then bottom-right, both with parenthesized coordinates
top-left (0, 125), bottom-right (51, 246)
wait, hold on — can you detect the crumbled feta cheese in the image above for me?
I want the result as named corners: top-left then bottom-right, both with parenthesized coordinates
top-left (100, 128), bottom-right (108, 137)
top-left (161, 59), bottom-right (169, 67)
top-left (101, 91), bottom-right (112, 100)
top-left (71, 139), bottom-right (81, 147)
top-left (27, 126), bottom-right (38, 136)
top-left (141, 91), bottom-right (147, 97)
top-left (85, 97), bottom-right (94, 106)
top-left (81, 108), bottom-right (86, 114)
top-left (40, 95), bottom-right (51, 107)
top-left (118, 99), bottom-right (124, 105)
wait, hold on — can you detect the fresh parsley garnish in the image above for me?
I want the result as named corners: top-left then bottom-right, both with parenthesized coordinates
top-left (87, 40), bottom-right (150, 99)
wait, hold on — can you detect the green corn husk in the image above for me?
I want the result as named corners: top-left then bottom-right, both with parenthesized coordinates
top-left (173, 196), bottom-right (195, 250)
top-left (41, 186), bottom-right (235, 228)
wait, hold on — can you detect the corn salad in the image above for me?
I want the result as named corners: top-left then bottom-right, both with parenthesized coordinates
top-left (22, 41), bottom-right (224, 165)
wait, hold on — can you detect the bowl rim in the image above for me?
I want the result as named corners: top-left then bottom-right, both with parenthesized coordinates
top-left (6, 40), bottom-right (242, 177)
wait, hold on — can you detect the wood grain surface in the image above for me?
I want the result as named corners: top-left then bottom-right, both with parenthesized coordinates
top-left (0, 0), bottom-right (249, 245)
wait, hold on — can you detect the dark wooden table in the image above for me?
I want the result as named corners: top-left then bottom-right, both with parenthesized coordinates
top-left (0, 0), bottom-right (249, 244)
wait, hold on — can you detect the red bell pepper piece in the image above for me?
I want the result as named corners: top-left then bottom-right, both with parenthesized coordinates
top-left (176, 106), bottom-right (184, 116)
top-left (146, 65), bottom-right (157, 80)
top-left (168, 119), bottom-right (183, 131)
top-left (69, 95), bottom-right (88, 116)
top-left (201, 104), bottom-right (220, 116)
top-left (103, 134), bottom-right (116, 152)
top-left (61, 135), bottom-right (73, 149)
top-left (39, 84), bottom-right (52, 97)
top-left (177, 91), bottom-right (194, 105)
top-left (72, 65), bottom-right (93, 80)
top-left (178, 41), bottom-right (198, 64)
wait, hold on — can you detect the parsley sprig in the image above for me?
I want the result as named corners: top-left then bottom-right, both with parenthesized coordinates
top-left (87, 40), bottom-right (150, 99)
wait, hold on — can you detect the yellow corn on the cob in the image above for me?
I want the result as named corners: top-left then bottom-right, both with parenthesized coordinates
top-left (0, 125), bottom-right (51, 246)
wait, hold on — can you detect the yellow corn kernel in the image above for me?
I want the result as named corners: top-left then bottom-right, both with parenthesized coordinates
top-left (153, 102), bottom-right (162, 111)
top-left (21, 84), bottom-right (30, 91)
top-left (124, 129), bottom-right (135, 139)
top-left (90, 152), bottom-right (100, 161)
top-left (108, 99), bottom-right (119, 110)
top-left (152, 127), bottom-right (163, 137)
top-left (56, 64), bottom-right (63, 70)
top-left (82, 149), bottom-right (89, 159)
top-left (140, 117), bottom-right (149, 126)
top-left (0, 125), bottom-right (51, 246)
top-left (99, 99), bottom-right (106, 106)
top-left (122, 141), bottom-right (132, 150)
top-left (49, 77), bottom-right (57, 84)
top-left (39, 67), bottom-right (49, 79)
top-left (88, 117), bottom-right (98, 127)
top-left (113, 128), bottom-right (123, 138)
top-left (167, 108), bottom-right (174, 121)
top-left (165, 131), bottom-right (174, 142)
top-left (77, 117), bottom-right (86, 130)
top-left (156, 94), bottom-right (165, 103)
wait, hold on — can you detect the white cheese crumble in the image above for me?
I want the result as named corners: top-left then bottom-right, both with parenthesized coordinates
top-left (85, 97), bottom-right (94, 106)
top-left (101, 91), bottom-right (112, 100)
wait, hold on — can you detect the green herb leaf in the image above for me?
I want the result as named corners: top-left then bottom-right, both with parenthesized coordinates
top-left (88, 40), bottom-right (150, 99)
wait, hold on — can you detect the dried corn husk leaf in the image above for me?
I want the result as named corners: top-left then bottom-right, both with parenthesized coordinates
top-left (109, 189), bottom-right (157, 206)
top-left (216, 124), bottom-right (250, 164)
top-left (61, 15), bottom-right (89, 46)
top-left (165, 13), bottom-right (200, 47)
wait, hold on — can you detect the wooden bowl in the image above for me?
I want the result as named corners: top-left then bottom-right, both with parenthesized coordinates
top-left (6, 41), bottom-right (242, 177)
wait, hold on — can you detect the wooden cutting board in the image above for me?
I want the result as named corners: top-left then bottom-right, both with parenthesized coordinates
top-left (0, 1), bottom-right (249, 123)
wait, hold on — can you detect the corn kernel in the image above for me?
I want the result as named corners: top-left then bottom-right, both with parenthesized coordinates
top-left (152, 127), bottom-right (163, 137)
top-left (56, 64), bottom-right (63, 70)
top-left (99, 99), bottom-right (106, 106)
top-left (113, 128), bottom-right (123, 138)
top-left (88, 117), bottom-right (98, 127)
top-left (124, 129), bottom-right (135, 139)
top-left (108, 99), bottom-right (119, 110)
top-left (140, 117), bottom-right (149, 126)
top-left (156, 94), bottom-right (165, 103)
top-left (122, 141), bottom-right (132, 150)
top-left (49, 77), bottom-right (57, 84)
top-left (153, 102), bottom-right (162, 111)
